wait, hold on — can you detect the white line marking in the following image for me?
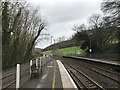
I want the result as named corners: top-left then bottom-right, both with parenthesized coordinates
top-left (57, 60), bottom-right (78, 89)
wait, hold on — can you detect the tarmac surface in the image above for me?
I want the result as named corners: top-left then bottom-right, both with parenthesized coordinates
top-left (22, 58), bottom-right (63, 89)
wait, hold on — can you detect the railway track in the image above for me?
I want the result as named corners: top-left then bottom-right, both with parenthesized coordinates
top-left (62, 57), bottom-right (120, 89)
top-left (68, 60), bottom-right (120, 83)
top-left (2, 57), bottom-right (51, 89)
top-left (64, 63), bottom-right (104, 90)
top-left (2, 67), bottom-right (30, 89)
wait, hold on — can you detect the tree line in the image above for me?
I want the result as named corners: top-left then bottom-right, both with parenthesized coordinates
top-left (2, 1), bottom-right (47, 70)
top-left (72, 0), bottom-right (119, 56)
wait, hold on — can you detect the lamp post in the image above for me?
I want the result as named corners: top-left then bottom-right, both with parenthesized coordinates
top-left (51, 36), bottom-right (53, 45)
top-left (53, 39), bottom-right (55, 44)
top-left (88, 32), bottom-right (92, 58)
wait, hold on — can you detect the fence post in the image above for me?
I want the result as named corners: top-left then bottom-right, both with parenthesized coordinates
top-left (16, 64), bottom-right (20, 89)
top-left (30, 60), bottom-right (32, 74)
top-left (36, 58), bottom-right (38, 69)
top-left (40, 57), bottom-right (42, 74)
top-left (40, 57), bottom-right (41, 67)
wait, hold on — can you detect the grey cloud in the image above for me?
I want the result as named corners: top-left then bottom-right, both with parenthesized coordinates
top-left (28, 0), bottom-right (103, 48)
top-left (40, 2), bottom-right (102, 24)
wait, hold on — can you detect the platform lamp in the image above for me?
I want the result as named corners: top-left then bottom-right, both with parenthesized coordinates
top-left (53, 39), bottom-right (55, 44)
top-left (51, 36), bottom-right (53, 45)
top-left (88, 32), bottom-right (93, 58)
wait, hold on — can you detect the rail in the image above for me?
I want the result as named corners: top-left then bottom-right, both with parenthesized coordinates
top-left (2, 56), bottom-right (51, 89)
top-left (62, 57), bottom-right (120, 88)
top-left (64, 62), bottom-right (104, 89)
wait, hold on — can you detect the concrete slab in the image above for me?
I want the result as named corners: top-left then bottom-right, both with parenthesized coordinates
top-left (22, 58), bottom-right (78, 89)
top-left (57, 60), bottom-right (78, 90)
top-left (36, 59), bottom-right (63, 89)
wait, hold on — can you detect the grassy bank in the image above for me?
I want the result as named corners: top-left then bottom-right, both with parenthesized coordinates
top-left (42, 46), bottom-right (86, 56)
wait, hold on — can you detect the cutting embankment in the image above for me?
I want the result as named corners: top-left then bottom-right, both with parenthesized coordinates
top-left (42, 46), bottom-right (86, 56)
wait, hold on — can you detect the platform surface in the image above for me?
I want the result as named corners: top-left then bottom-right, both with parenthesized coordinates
top-left (71, 56), bottom-right (120, 66)
top-left (57, 60), bottom-right (77, 89)
top-left (22, 58), bottom-right (77, 89)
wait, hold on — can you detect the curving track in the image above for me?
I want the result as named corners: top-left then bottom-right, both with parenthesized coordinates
top-left (61, 57), bottom-right (120, 89)
top-left (65, 63), bottom-right (104, 90)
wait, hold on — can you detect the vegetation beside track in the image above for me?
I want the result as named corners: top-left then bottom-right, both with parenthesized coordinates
top-left (42, 46), bottom-right (86, 56)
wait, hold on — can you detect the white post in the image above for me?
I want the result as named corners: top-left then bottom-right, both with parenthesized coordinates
top-left (16, 64), bottom-right (20, 89)
top-left (40, 57), bottom-right (41, 67)
top-left (36, 59), bottom-right (38, 69)
top-left (43, 54), bottom-right (45, 57)
top-left (40, 57), bottom-right (42, 74)
top-left (30, 60), bottom-right (32, 74)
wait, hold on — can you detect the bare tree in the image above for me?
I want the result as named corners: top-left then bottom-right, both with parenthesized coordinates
top-left (2, 1), bottom-right (47, 69)
top-left (101, 0), bottom-right (120, 26)
top-left (101, 0), bottom-right (120, 55)
top-left (88, 14), bottom-right (103, 29)
top-left (72, 24), bottom-right (86, 33)
top-left (88, 13), bottom-right (117, 52)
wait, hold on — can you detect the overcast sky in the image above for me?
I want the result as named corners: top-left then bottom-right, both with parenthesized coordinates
top-left (27, 0), bottom-right (103, 49)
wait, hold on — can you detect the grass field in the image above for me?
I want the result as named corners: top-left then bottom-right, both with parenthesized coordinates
top-left (42, 46), bottom-right (86, 56)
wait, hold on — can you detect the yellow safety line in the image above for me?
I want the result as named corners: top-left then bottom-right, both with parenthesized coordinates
top-left (52, 60), bottom-right (56, 90)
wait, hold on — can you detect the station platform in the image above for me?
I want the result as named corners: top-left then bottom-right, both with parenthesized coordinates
top-left (57, 60), bottom-right (77, 89)
top-left (22, 58), bottom-right (78, 89)
top-left (69, 56), bottom-right (120, 66)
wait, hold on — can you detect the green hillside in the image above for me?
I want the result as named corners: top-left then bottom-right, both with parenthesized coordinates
top-left (42, 46), bottom-right (86, 56)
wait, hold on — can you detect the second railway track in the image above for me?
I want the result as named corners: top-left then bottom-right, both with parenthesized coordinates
top-left (65, 63), bottom-right (104, 90)
top-left (61, 57), bottom-right (120, 89)
top-left (69, 60), bottom-right (120, 83)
